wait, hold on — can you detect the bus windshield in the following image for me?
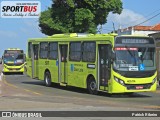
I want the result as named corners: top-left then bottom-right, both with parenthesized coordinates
top-left (113, 47), bottom-right (156, 71)
top-left (4, 53), bottom-right (15, 62)
top-left (3, 50), bottom-right (24, 64)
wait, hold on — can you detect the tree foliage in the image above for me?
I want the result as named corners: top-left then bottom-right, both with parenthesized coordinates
top-left (39, 0), bottom-right (123, 35)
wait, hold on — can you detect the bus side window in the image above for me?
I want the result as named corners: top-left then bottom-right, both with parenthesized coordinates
top-left (69, 42), bottom-right (81, 61)
top-left (39, 42), bottom-right (48, 59)
top-left (82, 42), bottom-right (96, 62)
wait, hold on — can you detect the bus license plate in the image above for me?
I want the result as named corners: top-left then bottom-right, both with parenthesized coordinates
top-left (136, 86), bottom-right (143, 89)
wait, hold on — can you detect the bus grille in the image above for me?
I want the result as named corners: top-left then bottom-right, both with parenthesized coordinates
top-left (126, 83), bottom-right (152, 90)
top-left (7, 68), bottom-right (21, 70)
top-left (5, 63), bottom-right (23, 66)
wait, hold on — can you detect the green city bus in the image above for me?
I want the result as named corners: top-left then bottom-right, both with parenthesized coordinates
top-left (26, 33), bottom-right (157, 94)
top-left (3, 48), bottom-right (26, 74)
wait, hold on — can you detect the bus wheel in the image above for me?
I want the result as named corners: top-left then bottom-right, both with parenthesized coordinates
top-left (87, 78), bottom-right (98, 95)
top-left (44, 71), bottom-right (52, 87)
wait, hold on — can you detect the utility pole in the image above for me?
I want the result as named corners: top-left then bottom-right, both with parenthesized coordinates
top-left (99, 24), bottom-right (102, 34)
top-left (112, 22), bottom-right (115, 33)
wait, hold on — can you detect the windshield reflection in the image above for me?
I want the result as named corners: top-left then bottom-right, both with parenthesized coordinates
top-left (113, 47), bottom-right (156, 71)
top-left (4, 53), bottom-right (15, 62)
top-left (4, 53), bottom-right (24, 64)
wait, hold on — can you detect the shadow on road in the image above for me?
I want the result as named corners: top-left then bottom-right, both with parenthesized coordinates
top-left (22, 80), bottom-right (151, 98)
top-left (22, 81), bottom-right (45, 86)
top-left (4, 72), bottom-right (23, 75)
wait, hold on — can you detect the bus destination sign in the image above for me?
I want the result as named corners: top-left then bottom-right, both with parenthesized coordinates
top-left (115, 37), bottom-right (154, 44)
top-left (122, 39), bottom-right (149, 44)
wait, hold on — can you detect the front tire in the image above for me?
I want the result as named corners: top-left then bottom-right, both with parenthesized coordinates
top-left (44, 71), bottom-right (52, 87)
top-left (87, 77), bottom-right (98, 95)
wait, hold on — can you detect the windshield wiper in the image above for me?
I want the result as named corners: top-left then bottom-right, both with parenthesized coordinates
top-left (124, 46), bottom-right (137, 65)
top-left (125, 46), bottom-right (134, 57)
top-left (141, 47), bottom-right (148, 61)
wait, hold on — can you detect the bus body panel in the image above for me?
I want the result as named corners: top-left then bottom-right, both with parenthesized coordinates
top-left (67, 61), bottom-right (97, 88)
top-left (38, 59), bottom-right (49, 80)
top-left (49, 59), bottom-right (59, 83)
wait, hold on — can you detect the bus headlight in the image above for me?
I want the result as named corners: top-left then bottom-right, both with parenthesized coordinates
top-left (114, 76), bottom-right (125, 86)
top-left (152, 77), bottom-right (157, 84)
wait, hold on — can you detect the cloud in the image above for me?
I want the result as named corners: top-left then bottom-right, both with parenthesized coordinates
top-left (107, 9), bottom-right (147, 29)
top-left (0, 30), bottom-right (18, 38)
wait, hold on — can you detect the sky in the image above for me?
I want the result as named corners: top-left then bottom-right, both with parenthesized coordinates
top-left (0, 0), bottom-right (160, 56)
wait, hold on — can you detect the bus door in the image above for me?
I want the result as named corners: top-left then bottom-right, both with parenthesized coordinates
top-left (59, 45), bottom-right (68, 83)
top-left (98, 44), bottom-right (111, 89)
top-left (31, 44), bottom-right (39, 78)
top-left (27, 42), bottom-right (32, 77)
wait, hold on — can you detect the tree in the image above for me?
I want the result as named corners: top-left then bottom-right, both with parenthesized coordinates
top-left (39, 0), bottom-right (123, 35)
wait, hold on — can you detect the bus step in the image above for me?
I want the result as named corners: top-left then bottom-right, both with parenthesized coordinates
top-left (60, 82), bottom-right (67, 86)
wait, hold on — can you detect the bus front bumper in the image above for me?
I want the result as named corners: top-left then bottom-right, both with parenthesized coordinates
top-left (3, 64), bottom-right (25, 73)
top-left (109, 76), bottom-right (157, 93)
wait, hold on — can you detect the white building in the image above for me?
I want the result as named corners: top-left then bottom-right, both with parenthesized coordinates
top-left (118, 23), bottom-right (160, 36)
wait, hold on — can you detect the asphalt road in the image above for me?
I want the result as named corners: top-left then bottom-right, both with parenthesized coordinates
top-left (0, 64), bottom-right (160, 119)
top-left (1, 73), bottom-right (160, 111)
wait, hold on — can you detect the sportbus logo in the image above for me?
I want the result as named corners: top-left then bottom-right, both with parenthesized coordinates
top-left (1, 1), bottom-right (41, 18)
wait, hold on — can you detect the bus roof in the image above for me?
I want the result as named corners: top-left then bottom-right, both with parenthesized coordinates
top-left (28, 33), bottom-right (153, 44)
top-left (7, 48), bottom-right (21, 50)
top-left (48, 33), bottom-right (118, 38)
top-left (117, 34), bottom-right (151, 38)
top-left (28, 33), bottom-right (117, 42)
